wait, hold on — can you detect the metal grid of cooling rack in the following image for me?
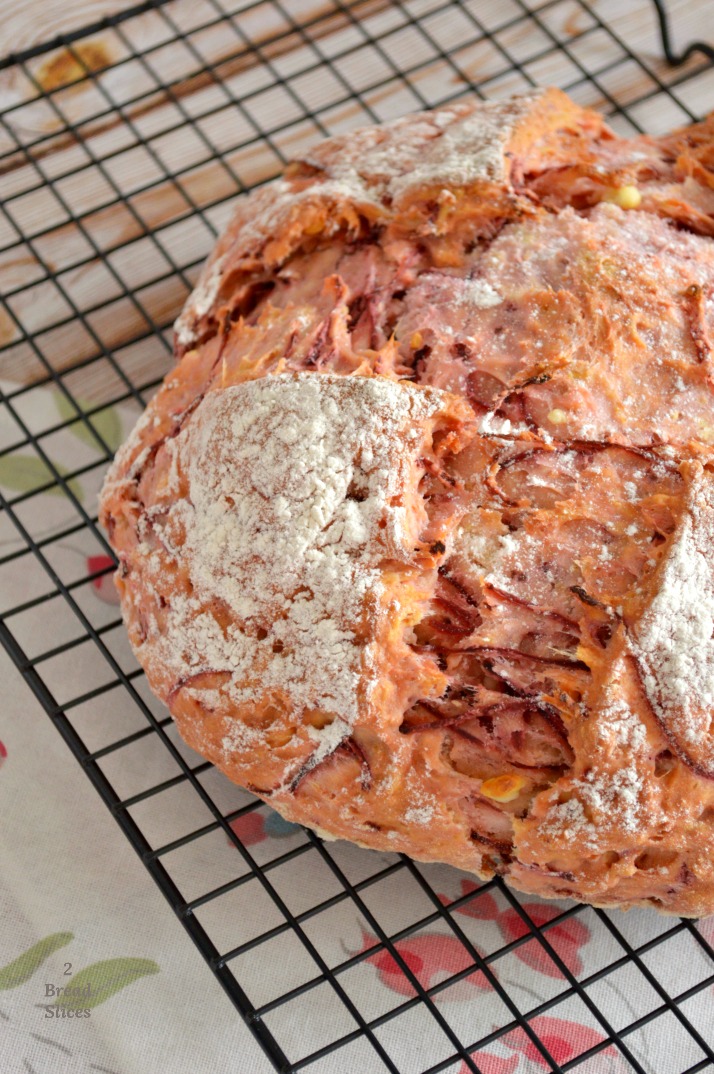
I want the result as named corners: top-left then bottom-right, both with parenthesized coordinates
top-left (1, 1), bottom-right (714, 1072)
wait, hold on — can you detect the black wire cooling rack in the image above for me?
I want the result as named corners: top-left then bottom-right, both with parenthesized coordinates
top-left (2, 2), bottom-right (714, 1072)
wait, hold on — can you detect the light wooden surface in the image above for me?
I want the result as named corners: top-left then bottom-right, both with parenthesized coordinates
top-left (0, 0), bottom-right (141, 60)
top-left (0, 0), bottom-right (712, 397)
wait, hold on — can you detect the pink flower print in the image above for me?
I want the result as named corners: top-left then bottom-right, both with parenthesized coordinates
top-left (502, 1015), bottom-right (618, 1069)
top-left (0, 739), bottom-right (6, 770)
top-left (228, 811), bottom-right (267, 846)
top-left (360, 929), bottom-right (494, 999)
top-left (87, 555), bottom-right (120, 605)
top-left (227, 809), bottom-right (298, 847)
top-left (440, 883), bottom-right (590, 978)
top-left (457, 1055), bottom-right (519, 1074)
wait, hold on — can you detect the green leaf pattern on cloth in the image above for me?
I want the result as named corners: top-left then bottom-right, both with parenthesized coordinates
top-left (0, 454), bottom-right (84, 502)
top-left (53, 392), bottom-right (123, 454)
top-left (0, 396), bottom-right (123, 506)
top-left (53, 958), bottom-right (160, 1009)
top-left (0, 394), bottom-right (158, 1027)
top-left (0, 933), bottom-right (73, 990)
top-left (0, 934), bottom-right (159, 1012)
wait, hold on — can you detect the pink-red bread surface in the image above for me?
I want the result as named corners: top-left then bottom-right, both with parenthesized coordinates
top-left (100, 88), bottom-right (714, 915)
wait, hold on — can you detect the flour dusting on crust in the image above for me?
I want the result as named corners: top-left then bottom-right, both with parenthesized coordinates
top-left (323, 94), bottom-right (540, 202)
top-left (631, 468), bottom-right (714, 753)
top-left (139, 373), bottom-right (455, 770)
top-left (539, 661), bottom-right (651, 849)
top-left (174, 94), bottom-right (545, 348)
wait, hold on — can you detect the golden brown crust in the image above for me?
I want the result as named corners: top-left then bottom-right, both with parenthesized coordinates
top-left (101, 90), bottom-right (714, 915)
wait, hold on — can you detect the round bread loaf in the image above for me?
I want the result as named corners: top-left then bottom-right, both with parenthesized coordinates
top-left (100, 88), bottom-right (714, 915)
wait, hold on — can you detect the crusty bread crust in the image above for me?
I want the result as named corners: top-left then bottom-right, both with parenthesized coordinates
top-left (101, 89), bottom-right (714, 915)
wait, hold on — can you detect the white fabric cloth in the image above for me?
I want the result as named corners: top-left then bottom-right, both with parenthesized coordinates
top-left (0, 646), bottom-right (275, 1074)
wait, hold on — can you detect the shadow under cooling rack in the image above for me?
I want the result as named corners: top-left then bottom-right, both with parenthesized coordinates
top-left (1, 2), bottom-right (714, 1073)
